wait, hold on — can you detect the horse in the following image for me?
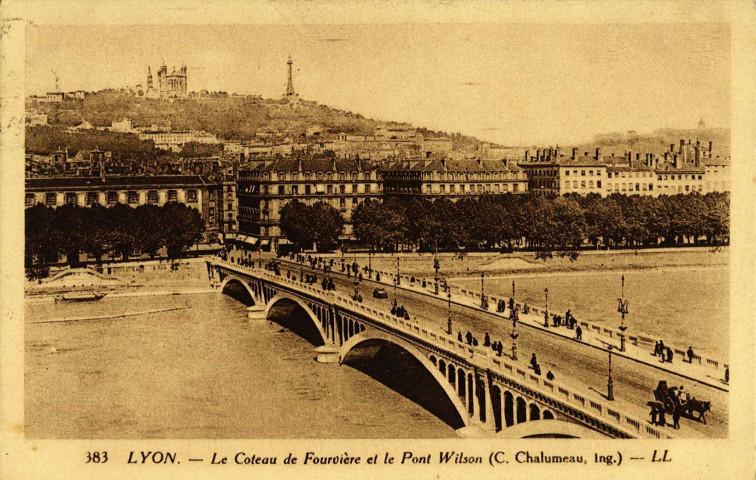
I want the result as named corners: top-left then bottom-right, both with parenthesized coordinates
top-left (685, 399), bottom-right (711, 424)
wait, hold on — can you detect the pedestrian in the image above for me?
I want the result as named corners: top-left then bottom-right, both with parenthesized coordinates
top-left (576, 326), bottom-right (583, 341)
top-left (497, 342), bottom-right (503, 357)
top-left (725, 366), bottom-right (729, 384)
top-left (530, 353), bottom-right (538, 371)
top-left (687, 346), bottom-right (694, 363)
top-left (484, 333), bottom-right (491, 347)
top-left (546, 370), bottom-right (555, 381)
top-left (666, 347), bottom-right (673, 363)
top-left (466, 331), bottom-right (473, 345)
top-left (458, 332), bottom-right (463, 343)
top-left (657, 409), bottom-right (666, 427)
top-left (658, 340), bottom-right (666, 358)
top-left (534, 364), bottom-right (542, 376)
top-left (654, 341), bottom-right (660, 357)
top-left (672, 404), bottom-right (682, 430)
top-left (650, 407), bottom-right (659, 426)
top-left (473, 338), bottom-right (479, 347)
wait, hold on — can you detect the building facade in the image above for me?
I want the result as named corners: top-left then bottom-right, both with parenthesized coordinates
top-left (236, 157), bottom-right (382, 250)
top-left (25, 175), bottom-right (223, 242)
top-left (382, 157), bottom-right (528, 197)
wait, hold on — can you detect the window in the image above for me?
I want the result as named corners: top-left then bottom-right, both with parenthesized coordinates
top-left (581, 170), bottom-right (586, 176)
top-left (291, 185), bottom-right (298, 195)
top-left (608, 172), bottom-right (612, 179)
top-left (339, 198), bottom-right (346, 208)
top-left (565, 170), bottom-right (570, 176)
top-left (451, 184), bottom-right (457, 193)
top-left (45, 193), bottom-right (56, 205)
top-left (635, 183), bottom-right (640, 191)
top-left (187, 189), bottom-right (197, 202)
top-left (107, 191), bottom-right (118, 205)
top-left (339, 185), bottom-right (346, 195)
top-left (589, 180), bottom-right (594, 188)
top-left (573, 181), bottom-right (578, 188)
top-left (147, 190), bottom-right (158, 203)
top-left (167, 190), bottom-right (178, 202)
top-left (580, 181), bottom-right (585, 188)
top-left (327, 185), bottom-right (332, 194)
top-left (277, 186), bottom-right (285, 195)
top-left (128, 191), bottom-right (139, 204)
top-left (65, 193), bottom-right (77, 205)
top-left (589, 170), bottom-right (594, 176)
top-left (86, 192), bottom-right (98, 205)
top-left (25, 194), bottom-right (35, 207)
top-left (649, 184), bottom-right (654, 191)
top-left (685, 185), bottom-right (690, 192)
top-left (441, 185), bottom-right (447, 193)
top-left (305, 185), bottom-right (311, 195)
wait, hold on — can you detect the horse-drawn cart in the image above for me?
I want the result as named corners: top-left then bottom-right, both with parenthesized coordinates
top-left (651, 380), bottom-right (711, 424)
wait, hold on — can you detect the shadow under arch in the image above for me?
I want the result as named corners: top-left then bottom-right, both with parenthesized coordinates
top-left (220, 276), bottom-right (256, 306)
top-left (264, 294), bottom-right (328, 347)
top-left (339, 331), bottom-right (469, 430)
top-left (495, 419), bottom-right (606, 439)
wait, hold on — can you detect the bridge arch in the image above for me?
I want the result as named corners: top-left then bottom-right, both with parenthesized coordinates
top-left (339, 330), bottom-right (470, 429)
top-left (220, 275), bottom-right (258, 304)
top-left (264, 294), bottom-right (329, 346)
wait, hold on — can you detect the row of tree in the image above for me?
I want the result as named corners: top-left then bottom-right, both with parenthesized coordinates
top-left (25, 202), bottom-right (205, 279)
top-left (351, 192), bottom-right (729, 255)
top-left (279, 200), bottom-right (344, 252)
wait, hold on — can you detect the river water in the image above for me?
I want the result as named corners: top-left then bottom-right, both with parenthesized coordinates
top-left (25, 292), bottom-right (456, 439)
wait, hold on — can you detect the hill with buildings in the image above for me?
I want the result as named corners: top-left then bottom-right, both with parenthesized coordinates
top-left (26, 91), bottom-right (475, 147)
top-left (570, 127), bottom-right (730, 158)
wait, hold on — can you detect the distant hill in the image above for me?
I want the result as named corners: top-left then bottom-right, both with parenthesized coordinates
top-left (570, 127), bottom-right (730, 158)
top-left (27, 91), bottom-right (473, 146)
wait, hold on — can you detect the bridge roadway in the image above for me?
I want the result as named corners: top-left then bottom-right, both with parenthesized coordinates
top-left (211, 257), bottom-right (725, 439)
top-left (276, 260), bottom-right (727, 440)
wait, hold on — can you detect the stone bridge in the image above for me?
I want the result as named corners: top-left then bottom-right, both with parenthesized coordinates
top-left (207, 258), bottom-right (670, 439)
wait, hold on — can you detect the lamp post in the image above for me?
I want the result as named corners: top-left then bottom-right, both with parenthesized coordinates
top-left (480, 272), bottom-right (487, 309)
top-left (617, 274), bottom-right (630, 352)
top-left (434, 256), bottom-right (440, 295)
top-left (396, 257), bottom-right (400, 286)
top-left (447, 292), bottom-right (453, 335)
top-left (544, 287), bottom-right (549, 327)
top-left (510, 305), bottom-right (519, 361)
top-left (607, 345), bottom-right (615, 401)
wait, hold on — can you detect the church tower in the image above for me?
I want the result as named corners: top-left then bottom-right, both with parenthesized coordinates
top-left (147, 66), bottom-right (153, 90)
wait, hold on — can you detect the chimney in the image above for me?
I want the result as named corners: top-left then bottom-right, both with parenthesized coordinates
top-left (670, 143), bottom-right (675, 153)
top-left (100, 159), bottom-right (106, 182)
top-left (477, 158), bottom-right (483, 168)
top-left (524, 150), bottom-right (530, 163)
top-left (536, 149), bottom-right (541, 162)
top-left (673, 154), bottom-right (679, 169)
top-left (636, 152), bottom-right (640, 163)
top-left (297, 156), bottom-right (303, 172)
top-left (331, 158), bottom-right (337, 171)
top-left (571, 147), bottom-right (577, 160)
top-left (548, 147), bottom-right (553, 161)
top-left (595, 147), bottom-right (603, 162)
top-left (679, 139), bottom-right (685, 153)
top-left (356, 155), bottom-right (363, 172)
top-left (694, 146), bottom-right (701, 167)
top-left (708, 141), bottom-right (713, 157)
top-left (664, 152), bottom-right (669, 164)
top-left (441, 157), bottom-right (447, 170)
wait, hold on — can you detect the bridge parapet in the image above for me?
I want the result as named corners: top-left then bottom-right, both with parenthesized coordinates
top-left (208, 258), bottom-right (672, 439)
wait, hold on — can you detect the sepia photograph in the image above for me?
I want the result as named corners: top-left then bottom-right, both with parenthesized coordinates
top-left (2, 1), bottom-right (755, 479)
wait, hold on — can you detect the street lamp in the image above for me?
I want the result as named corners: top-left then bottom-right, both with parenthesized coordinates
top-left (617, 274), bottom-right (630, 352)
top-left (434, 256), bottom-right (440, 295)
top-left (544, 287), bottom-right (549, 327)
top-left (480, 272), bottom-right (487, 309)
top-left (510, 305), bottom-right (520, 361)
top-left (607, 345), bottom-right (615, 401)
top-left (447, 292), bottom-right (453, 335)
top-left (396, 257), bottom-right (400, 286)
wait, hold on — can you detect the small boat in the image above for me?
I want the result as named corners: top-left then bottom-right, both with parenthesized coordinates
top-left (58, 292), bottom-right (107, 302)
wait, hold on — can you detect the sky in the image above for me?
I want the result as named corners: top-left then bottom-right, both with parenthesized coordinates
top-left (26, 23), bottom-right (730, 146)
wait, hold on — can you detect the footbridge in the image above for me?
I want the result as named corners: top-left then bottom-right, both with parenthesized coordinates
top-left (208, 258), bottom-right (670, 439)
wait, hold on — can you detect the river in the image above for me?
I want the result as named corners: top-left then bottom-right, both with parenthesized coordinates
top-left (25, 292), bottom-right (456, 439)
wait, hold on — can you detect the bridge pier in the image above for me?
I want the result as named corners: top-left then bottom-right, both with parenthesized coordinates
top-left (247, 304), bottom-right (266, 320)
top-left (315, 344), bottom-right (340, 363)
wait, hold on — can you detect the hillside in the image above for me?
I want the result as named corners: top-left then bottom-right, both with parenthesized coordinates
top-left (27, 91), bottom-right (471, 145)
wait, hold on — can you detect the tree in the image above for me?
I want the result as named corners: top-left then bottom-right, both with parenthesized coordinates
top-left (309, 202), bottom-right (344, 252)
top-left (279, 200), bottom-right (314, 251)
top-left (162, 202), bottom-right (204, 258)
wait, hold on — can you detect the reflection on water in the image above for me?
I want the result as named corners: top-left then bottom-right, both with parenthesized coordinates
top-left (25, 292), bottom-right (456, 439)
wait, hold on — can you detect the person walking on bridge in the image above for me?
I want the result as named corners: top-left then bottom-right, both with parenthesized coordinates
top-left (530, 353), bottom-right (538, 371)
top-left (576, 326), bottom-right (582, 341)
top-left (666, 347), bottom-right (674, 363)
top-left (687, 346), bottom-right (695, 364)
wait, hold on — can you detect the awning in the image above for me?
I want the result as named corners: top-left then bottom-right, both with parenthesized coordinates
top-left (260, 239), bottom-right (270, 247)
top-left (278, 238), bottom-right (292, 245)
